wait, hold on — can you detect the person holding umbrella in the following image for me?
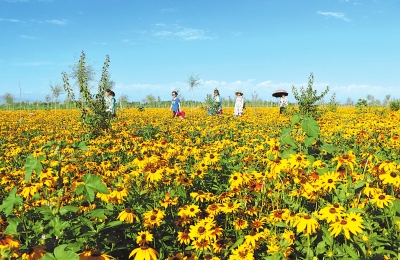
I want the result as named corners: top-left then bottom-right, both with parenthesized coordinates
top-left (279, 94), bottom-right (288, 114)
top-left (272, 89), bottom-right (289, 114)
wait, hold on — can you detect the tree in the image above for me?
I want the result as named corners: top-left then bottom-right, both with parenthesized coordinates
top-left (142, 94), bottom-right (156, 105)
top-left (62, 50), bottom-right (112, 139)
top-left (292, 73), bottom-right (329, 118)
top-left (118, 94), bottom-right (129, 109)
top-left (50, 83), bottom-right (64, 111)
top-left (3, 93), bottom-right (14, 109)
top-left (345, 97), bottom-right (353, 106)
top-left (188, 74), bottom-right (202, 112)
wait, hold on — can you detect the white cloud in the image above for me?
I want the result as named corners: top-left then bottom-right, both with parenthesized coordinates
top-left (45, 19), bottom-right (67, 25)
top-left (317, 11), bottom-right (351, 22)
top-left (0, 18), bottom-right (20, 22)
top-left (20, 34), bottom-right (36, 39)
top-left (153, 27), bottom-right (213, 40)
top-left (161, 7), bottom-right (177, 12)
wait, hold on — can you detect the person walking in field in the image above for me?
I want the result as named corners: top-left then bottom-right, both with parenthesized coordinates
top-left (105, 89), bottom-right (117, 118)
top-left (170, 91), bottom-right (182, 118)
top-left (279, 94), bottom-right (288, 114)
top-left (208, 89), bottom-right (223, 115)
top-left (233, 90), bottom-right (244, 116)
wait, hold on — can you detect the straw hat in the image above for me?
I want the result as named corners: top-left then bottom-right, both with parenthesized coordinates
top-left (235, 90), bottom-right (243, 95)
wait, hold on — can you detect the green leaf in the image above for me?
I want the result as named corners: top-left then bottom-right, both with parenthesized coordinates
top-left (53, 244), bottom-right (79, 260)
top-left (282, 135), bottom-right (297, 148)
top-left (81, 174), bottom-right (110, 202)
top-left (0, 187), bottom-right (23, 217)
top-left (42, 253), bottom-right (57, 260)
top-left (230, 237), bottom-right (244, 250)
top-left (321, 227), bottom-right (333, 246)
top-left (343, 244), bottom-right (360, 259)
top-left (24, 154), bottom-right (44, 182)
top-left (320, 143), bottom-right (334, 154)
top-left (4, 217), bottom-right (20, 234)
top-left (139, 189), bottom-right (149, 196)
top-left (280, 127), bottom-right (292, 139)
top-left (354, 180), bottom-right (366, 190)
top-left (274, 222), bottom-right (289, 228)
top-left (291, 115), bottom-right (301, 126)
top-left (304, 136), bottom-right (316, 147)
top-left (393, 199), bottom-right (400, 214)
top-left (59, 206), bottom-right (80, 215)
top-left (105, 221), bottom-right (123, 228)
top-left (301, 117), bottom-right (319, 138)
top-left (281, 149), bottom-right (296, 159)
top-left (78, 141), bottom-right (88, 151)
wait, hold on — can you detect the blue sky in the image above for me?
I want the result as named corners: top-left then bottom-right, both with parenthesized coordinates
top-left (0, 0), bottom-right (399, 104)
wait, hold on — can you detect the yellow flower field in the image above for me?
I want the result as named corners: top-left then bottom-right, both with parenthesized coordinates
top-left (0, 107), bottom-right (399, 260)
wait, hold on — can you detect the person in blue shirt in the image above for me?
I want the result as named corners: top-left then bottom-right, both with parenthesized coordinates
top-left (170, 91), bottom-right (181, 118)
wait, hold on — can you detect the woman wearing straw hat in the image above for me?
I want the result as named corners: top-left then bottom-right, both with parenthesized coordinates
top-left (233, 90), bottom-right (244, 116)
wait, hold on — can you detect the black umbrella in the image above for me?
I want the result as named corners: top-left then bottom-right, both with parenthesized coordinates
top-left (272, 89), bottom-right (288, 98)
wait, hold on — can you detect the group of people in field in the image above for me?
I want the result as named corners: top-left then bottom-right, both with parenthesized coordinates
top-left (170, 89), bottom-right (289, 119)
top-left (106, 88), bottom-right (289, 119)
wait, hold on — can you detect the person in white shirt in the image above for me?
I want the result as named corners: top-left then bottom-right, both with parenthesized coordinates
top-left (279, 94), bottom-right (288, 114)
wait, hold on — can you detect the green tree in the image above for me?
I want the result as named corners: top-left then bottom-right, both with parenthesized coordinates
top-left (50, 83), bottom-right (64, 111)
top-left (292, 73), bottom-right (329, 118)
top-left (3, 93), bottom-right (14, 109)
top-left (62, 51), bottom-right (112, 139)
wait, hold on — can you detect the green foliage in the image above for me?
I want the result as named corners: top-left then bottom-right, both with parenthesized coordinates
top-left (292, 73), bottom-right (330, 118)
top-left (0, 187), bottom-right (23, 217)
top-left (327, 92), bottom-right (339, 112)
top-left (75, 174), bottom-right (110, 203)
top-left (389, 100), bottom-right (400, 111)
top-left (204, 94), bottom-right (220, 115)
top-left (62, 51), bottom-right (112, 139)
top-left (355, 99), bottom-right (368, 109)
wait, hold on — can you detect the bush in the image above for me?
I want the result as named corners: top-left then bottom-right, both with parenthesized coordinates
top-left (389, 100), bottom-right (400, 111)
top-left (292, 73), bottom-right (329, 118)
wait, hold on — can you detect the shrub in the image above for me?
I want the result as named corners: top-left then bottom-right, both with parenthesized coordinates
top-left (389, 100), bottom-right (400, 111)
top-left (292, 73), bottom-right (329, 118)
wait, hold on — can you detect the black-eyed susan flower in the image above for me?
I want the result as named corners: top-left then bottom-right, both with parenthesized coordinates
top-left (220, 200), bottom-right (241, 214)
top-left (117, 208), bottom-right (138, 223)
top-left (128, 246), bottom-right (158, 260)
top-left (370, 193), bottom-right (395, 208)
top-left (230, 242), bottom-right (255, 259)
top-left (191, 238), bottom-right (211, 251)
top-left (21, 246), bottom-right (46, 260)
top-left (233, 218), bottom-right (248, 230)
top-left (319, 172), bottom-right (341, 192)
top-left (136, 231), bottom-right (153, 246)
top-left (166, 253), bottom-right (184, 260)
top-left (318, 204), bottom-right (346, 223)
top-left (291, 214), bottom-right (320, 235)
top-left (177, 229), bottom-right (191, 245)
top-left (0, 233), bottom-right (20, 250)
top-left (79, 249), bottom-right (114, 260)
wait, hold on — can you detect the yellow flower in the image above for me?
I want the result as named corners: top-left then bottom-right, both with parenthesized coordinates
top-left (229, 242), bottom-right (255, 260)
top-left (318, 204), bottom-right (346, 223)
top-left (233, 218), bottom-right (248, 230)
top-left (370, 193), bottom-right (395, 208)
top-left (319, 172), bottom-right (340, 192)
top-left (379, 171), bottom-right (400, 187)
top-left (79, 249), bottom-right (114, 260)
top-left (129, 246), bottom-right (158, 260)
top-left (117, 208), bottom-right (138, 223)
top-left (0, 233), bottom-right (20, 250)
top-left (136, 231), bottom-right (153, 246)
top-left (291, 214), bottom-right (320, 235)
top-left (21, 246), bottom-right (47, 260)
